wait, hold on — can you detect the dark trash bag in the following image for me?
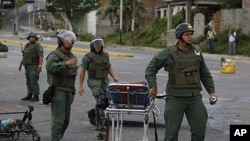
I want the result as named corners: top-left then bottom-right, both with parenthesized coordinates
top-left (43, 85), bottom-right (55, 105)
top-left (0, 42), bottom-right (8, 52)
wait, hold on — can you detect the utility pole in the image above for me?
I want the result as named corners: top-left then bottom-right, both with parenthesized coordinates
top-left (14, 0), bottom-right (19, 35)
top-left (131, 0), bottom-right (136, 45)
top-left (119, 0), bottom-right (123, 44)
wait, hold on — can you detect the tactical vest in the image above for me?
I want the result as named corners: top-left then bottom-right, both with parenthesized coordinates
top-left (22, 43), bottom-right (39, 65)
top-left (48, 50), bottom-right (78, 87)
top-left (167, 45), bottom-right (202, 89)
top-left (86, 51), bottom-right (110, 79)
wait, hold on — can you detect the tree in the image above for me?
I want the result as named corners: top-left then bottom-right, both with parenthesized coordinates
top-left (221, 0), bottom-right (242, 9)
top-left (98, 0), bottom-right (146, 32)
top-left (46, 0), bottom-right (100, 31)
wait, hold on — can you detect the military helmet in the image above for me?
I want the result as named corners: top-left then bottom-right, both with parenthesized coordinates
top-left (175, 23), bottom-right (194, 39)
top-left (27, 32), bottom-right (38, 40)
top-left (57, 30), bottom-right (76, 45)
top-left (90, 36), bottom-right (105, 50)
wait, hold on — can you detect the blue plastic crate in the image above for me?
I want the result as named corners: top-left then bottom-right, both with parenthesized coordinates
top-left (108, 82), bottom-right (150, 106)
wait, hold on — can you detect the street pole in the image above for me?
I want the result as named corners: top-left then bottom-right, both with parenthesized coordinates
top-left (33, 11), bottom-right (35, 32)
top-left (16, 0), bottom-right (19, 35)
top-left (119, 0), bottom-right (123, 44)
top-left (14, 2), bottom-right (16, 35)
top-left (14, 0), bottom-right (19, 35)
top-left (32, 3), bottom-right (35, 32)
top-left (29, 12), bottom-right (31, 33)
top-left (131, 0), bottom-right (136, 45)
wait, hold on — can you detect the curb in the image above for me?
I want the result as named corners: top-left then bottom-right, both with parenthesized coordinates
top-left (0, 39), bottom-right (134, 58)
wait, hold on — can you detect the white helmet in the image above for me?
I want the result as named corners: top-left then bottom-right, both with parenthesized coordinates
top-left (57, 30), bottom-right (76, 45)
top-left (90, 36), bottom-right (105, 51)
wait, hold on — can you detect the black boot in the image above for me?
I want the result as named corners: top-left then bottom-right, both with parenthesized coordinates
top-left (21, 94), bottom-right (32, 101)
top-left (88, 109), bottom-right (96, 126)
top-left (96, 109), bottom-right (106, 131)
top-left (30, 96), bottom-right (39, 102)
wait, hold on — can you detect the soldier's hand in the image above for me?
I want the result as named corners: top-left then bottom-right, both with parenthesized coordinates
top-left (79, 86), bottom-right (84, 96)
top-left (18, 64), bottom-right (22, 71)
top-left (149, 87), bottom-right (157, 99)
top-left (37, 66), bottom-right (42, 73)
top-left (113, 77), bottom-right (119, 82)
top-left (209, 93), bottom-right (218, 105)
top-left (66, 59), bottom-right (77, 66)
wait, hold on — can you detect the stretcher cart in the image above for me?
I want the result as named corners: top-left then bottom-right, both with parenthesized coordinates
top-left (105, 81), bottom-right (160, 141)
top-left (0, 106), bottom-right (40, 141)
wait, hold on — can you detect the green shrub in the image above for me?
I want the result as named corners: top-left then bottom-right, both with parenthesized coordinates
top-left (193, 35), bottom-right (205, 44)
top-left (134, 18), bottom-right (168, 47)
top-left (77, 33), bottom-right (94, 42)
top-left (171, 9), bottom-right (185, 28)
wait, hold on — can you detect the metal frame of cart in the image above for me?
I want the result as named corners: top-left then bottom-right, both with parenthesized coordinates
top-left (105, 82), bottom-right (160, 141)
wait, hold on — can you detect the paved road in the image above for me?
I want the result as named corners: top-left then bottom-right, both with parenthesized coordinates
top-left (0, 0), bottom-right (47, 35)
top-left (1, 37), bottom-right (250, 141)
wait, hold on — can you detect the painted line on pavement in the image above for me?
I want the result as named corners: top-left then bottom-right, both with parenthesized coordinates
top-left (0, 39), bottom-right (134, 58)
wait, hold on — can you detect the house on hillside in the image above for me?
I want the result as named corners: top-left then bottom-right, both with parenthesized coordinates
top-left (162, 0), bottom-right (229, 44)
top-left (75, 0), bottom-right (247, 39)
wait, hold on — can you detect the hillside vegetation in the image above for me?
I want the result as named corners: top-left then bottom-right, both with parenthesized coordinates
top-left (93, 17), bottom-right (250, 57)
top-left (102, 18), bottom-right (168, 48)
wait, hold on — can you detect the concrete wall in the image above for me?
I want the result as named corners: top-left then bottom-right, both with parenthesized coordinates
top-left (220, 9), bottom-right (250, 34)
top-left (193, 13), bottom-right (205, 38)
top-left (95, 0), bottom-right (116, 36)
top-left (87, 11), bottom-right (97, 35)
top-left (166, 29), bottom-right (177, 45)
top-left (96, 16), bottom-right (118, 37)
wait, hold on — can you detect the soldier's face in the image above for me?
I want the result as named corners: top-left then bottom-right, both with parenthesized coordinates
top-left (94, 46), bottom-right (102, 53)
top-left (181, 32), bottom-right (193, 43)
top-left (29, 36), bottom-right (36, 43)
top-left (63, 40), bottom-right (73, 50)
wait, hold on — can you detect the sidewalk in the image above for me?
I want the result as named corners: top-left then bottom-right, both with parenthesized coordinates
top-left (0, 38), bottom-right (134, 58)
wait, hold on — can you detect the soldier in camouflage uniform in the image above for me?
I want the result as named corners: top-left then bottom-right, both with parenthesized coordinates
top-left (46, 30), bottom-right (78, 141)
top-left (19, 32), bottom-right (43, 101)
top-left (79, 37), bottom-right (119, 131)
top-left (145, 23), bottom-right (218, 141)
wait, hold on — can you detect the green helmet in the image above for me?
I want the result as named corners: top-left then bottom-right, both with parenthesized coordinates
top-left (175, 23), bottom-right (194, 39)
top-left (27, 32), bottom-right (38, 40)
